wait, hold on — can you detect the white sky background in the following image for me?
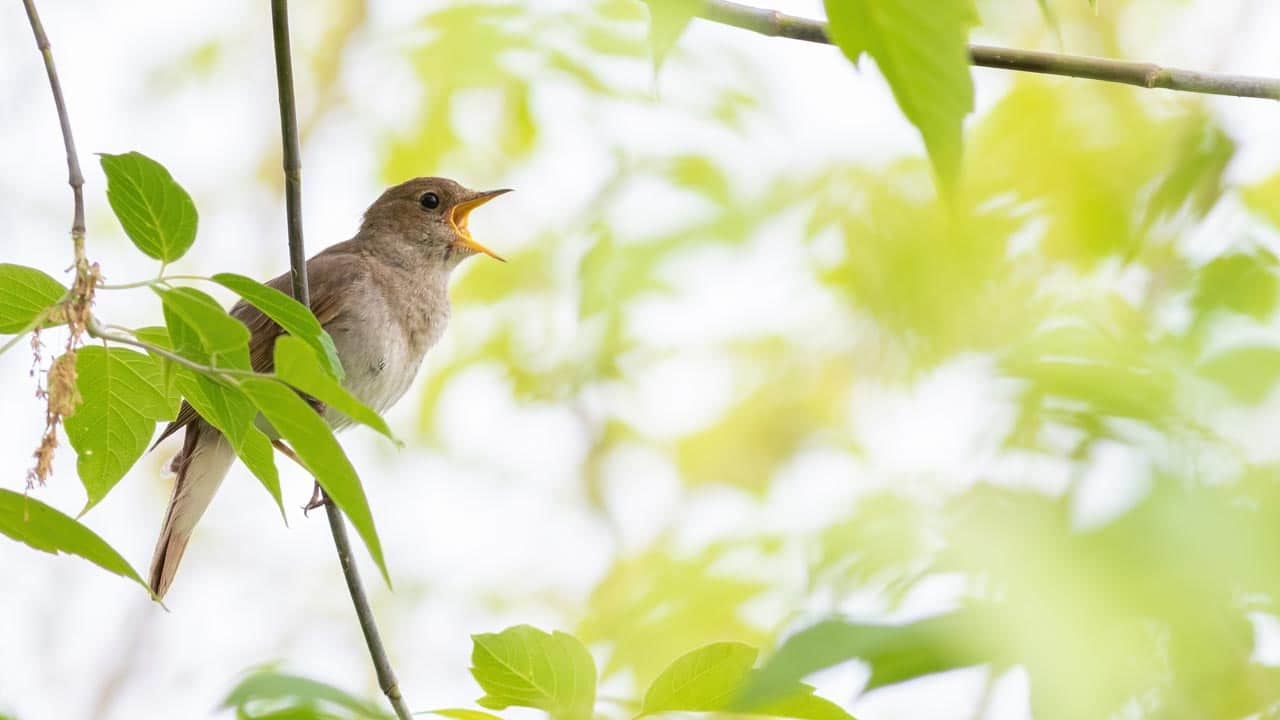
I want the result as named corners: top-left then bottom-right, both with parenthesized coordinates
top-left (3, 1), bottom-right (1280, 719)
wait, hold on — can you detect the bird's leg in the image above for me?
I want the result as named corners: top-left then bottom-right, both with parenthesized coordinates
top-left (303, 482), bottom-right (327, 515)
top-left (270, 439), bottom-right (329, 516)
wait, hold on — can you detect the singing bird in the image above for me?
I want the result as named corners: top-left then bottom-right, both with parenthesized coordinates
top-left (148, 177), bottom-right (509, 598)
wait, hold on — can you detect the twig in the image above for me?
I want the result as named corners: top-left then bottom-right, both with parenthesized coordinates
top-left (697, 0), bottom-right (1280, 100)
top-left (21, 0), bottom-right (87, 253)
top-left (85, 319), bottom-right (257, 383)
top-left (268, 2), bottom-right (413, 719)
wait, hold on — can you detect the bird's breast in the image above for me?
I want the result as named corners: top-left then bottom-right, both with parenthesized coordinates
top-left (322, 296), bottom-right (447, 429)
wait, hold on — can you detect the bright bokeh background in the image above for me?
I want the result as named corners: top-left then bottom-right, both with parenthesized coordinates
top-left (5, 0), bottom-right (1280, 718)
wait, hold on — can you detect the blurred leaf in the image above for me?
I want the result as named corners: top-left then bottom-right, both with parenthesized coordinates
top-left (0, 488), bottom-right (150, 595)
top-left (579, 544), bottom-right (769, 688)
top-left (1143, 116), bottom-right (1234, 227)
top-left (1192, 251), bottom-right (1279, 321)
top-left (578, 232), bottom-right (670, 319)
top-left (970, 81), bottom-right (1217, 264)
top-left (0, 263), bottom-right (66, 334)
top-left (644, 0), bottom-right (700, 72)
top-left (422, 710), bottom-right (505, 720)
top-left (222, 669), bottom-right (391, 720)
top-left (676, 359), bottom-right (850, 494)
top-left (667, 155), bottom-right (730, 204)
top-left (65, 346), bottom-right (171, 513)
top-left (1243, 171), bottom-right (1280, 231)
top-left (816, 493), bottom-right (931, 605)
top-left (470, 625), bottom-right (596, 720)
top-left (272, 336), bottom-right (397, 442)
top-left (742, 611), bottom-right (1001, 707)
top-left (815, 172), bottom-right (1034, 359)
top-left (212, 273), bottom-right (344, 380)
top-left (1197, 344), bottom-right (1280, 403)
top-left (100, 151), bottom-right (198, 262)
top-left (239, 377), bottom-right (387, 584)
top-left (823, 0), bottom-right (977, 189)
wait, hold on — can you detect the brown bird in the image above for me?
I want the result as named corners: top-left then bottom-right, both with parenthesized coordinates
top-left (148, 177), bottom-right (509, 599)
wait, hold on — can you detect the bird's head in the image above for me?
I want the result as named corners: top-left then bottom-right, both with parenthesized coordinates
top-left (360, 177), bottom-right (510, 268)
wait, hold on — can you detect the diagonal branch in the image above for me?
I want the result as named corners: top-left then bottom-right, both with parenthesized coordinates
top-left (268, 2), bottom-right (414, 719)
top-left (698, 0), bottom-right (1280, 100)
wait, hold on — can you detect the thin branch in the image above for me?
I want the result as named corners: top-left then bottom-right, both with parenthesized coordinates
top-left (697, 0), bottom-right (1280, 100)
top-left (22, 0), bottom-right (87, 252)
top-left (85, 319), bottom-right (255, 383)
top-left (268, 2), bottom-right (413, 719)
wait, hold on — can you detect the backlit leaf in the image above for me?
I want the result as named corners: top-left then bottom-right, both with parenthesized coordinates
top-left (212, 272), bottom-right (344, 380)
top-left (272, 336), bottom-right (396, 442)
top-left (642, 642), bottom-right (756, 714)
top-left (642, 642), bottom-right (855, 720)
top-left (0, 488), bottom-right (150, 595)
top-left (222, 669), bottom-right (391, 720)
top-left (470, 625), bottom-right (597, 720)
top-left (0, 263), bottom-right (65, 334)
top-left (100, 151), bottom-right (198, 262)
top-left (64, 347), bottom-right (170, 513)
top-left (239, 377), bottom-right (388, 584)
top-left (823, 0), bottom-right (978, 189)
top-left (644, 0), bottom-right (700, 72)
top-left (156, 286), bottom-right (251, 369)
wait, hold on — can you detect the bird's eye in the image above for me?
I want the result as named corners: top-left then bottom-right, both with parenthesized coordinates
top-left (419, 192), bottom-right (440, 210)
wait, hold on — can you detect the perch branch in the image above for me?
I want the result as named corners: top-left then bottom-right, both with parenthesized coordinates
top-left (697, 0), bottom-right (1280, 100)
top-left (268, 1), bottom-right (414, 719)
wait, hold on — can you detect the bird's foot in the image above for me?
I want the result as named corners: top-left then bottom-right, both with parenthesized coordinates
top-left (302, 481), bottom-right (329, 516)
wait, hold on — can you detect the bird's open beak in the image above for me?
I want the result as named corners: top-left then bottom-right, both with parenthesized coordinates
top-left (450, 188), bottom-right (512, 262)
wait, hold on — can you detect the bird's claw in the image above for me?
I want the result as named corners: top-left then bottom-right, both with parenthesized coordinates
top-left (302, 482), bottom-right (329, 516)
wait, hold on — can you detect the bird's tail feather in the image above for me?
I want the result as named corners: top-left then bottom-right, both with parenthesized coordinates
top-left (149, 422), bottom-right (236, 599)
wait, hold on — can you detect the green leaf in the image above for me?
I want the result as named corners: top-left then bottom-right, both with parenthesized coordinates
top-left (212, 272), bottom-right (344, 380)
top-left (743, 687), bottom-right (852, 720)
top-left (470, 625), bottom-right (597, 720)
top-left (272, 336), bottom-right (397, 443)
top-left (642, 642), bottom-right (758, 715)
top-left (172, 369), bottom-right (283, 516)
top-left (222, 669), bottom-right (392, 720)
top-left (157, 286), bottom-right (251, 369)
top-left (741, 613), bottom-right (999, 708)
top-left (64, 347), bottom-right (170, 513)
top-left (0, 488), bottom-right (151, 595)
top-left (1197, 345), bottom-right (1280, 404)
top-left (133, 325), bottom-right (183, 417)
top-left (422, 710), bottom-right (506, 720)
top-left (641, 643), bottom-right (854, 720)
top-left (644, 0), bottom-right (700, 71)
top-left (0, 263), bottom-right (66, 334)
top-left (823, 0), bottom-right (978, 190)
top-left (100, 151), bottom-right (199, 262)
top-left (238, 377), bottom-right (388, 584)
top-left (1192, 252), bottom-right (1278, 321)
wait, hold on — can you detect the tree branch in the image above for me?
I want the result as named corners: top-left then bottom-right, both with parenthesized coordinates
top-left (21, 0), bottom-right (86, 252)
top-left (268, 2), bottom-right (414, 719)
top-left (698, 0), bottom-right (1280, 100)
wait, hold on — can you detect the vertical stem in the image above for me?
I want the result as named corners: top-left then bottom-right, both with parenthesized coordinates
top-left (22, 0), bottom-right (86, 258)
top-left (270, 0), bottom-right (309, 306)
top-left (268, 2), bottom-right (413, 718)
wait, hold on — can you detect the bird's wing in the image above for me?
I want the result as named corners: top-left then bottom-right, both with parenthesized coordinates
top-left (151, 249), bottom-right (365, 448)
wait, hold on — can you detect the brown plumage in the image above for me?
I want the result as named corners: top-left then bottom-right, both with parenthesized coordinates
top-left (148, 177), bottom-right (509, 599)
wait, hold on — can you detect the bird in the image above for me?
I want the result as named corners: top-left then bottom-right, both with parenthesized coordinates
top-left (147, 177), bottom-right (510, 599)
